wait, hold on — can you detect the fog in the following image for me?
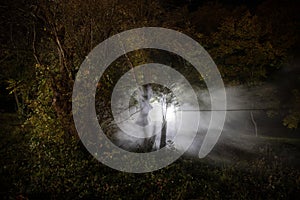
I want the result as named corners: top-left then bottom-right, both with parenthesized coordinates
top-left (112, 62), bottom-right (300, 161)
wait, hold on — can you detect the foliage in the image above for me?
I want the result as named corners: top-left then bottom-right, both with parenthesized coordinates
top-left (1, 0), bottom-right (300, 199)
top-left (205, 11), bottom-right (288, 85)
top-left (283, 89), bottom-right (300, 129)
top-left (190, 2), bottom-right (241, 34)
top-left (1, 113), bottom-right (300, 199)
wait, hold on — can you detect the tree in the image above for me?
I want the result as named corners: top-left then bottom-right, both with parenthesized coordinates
top-left (205, 11), bottom-right (288, 84)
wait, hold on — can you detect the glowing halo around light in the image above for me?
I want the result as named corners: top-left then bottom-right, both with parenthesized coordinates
top-left (72, 27), bottom-right (226, 173)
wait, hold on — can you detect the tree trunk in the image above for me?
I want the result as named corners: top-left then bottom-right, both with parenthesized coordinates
top-left (250, 111), bottom-right (258, 137)
top-left (136, 85), bottom-right (155, 151)
top-left (160, 95), bottom-right (167, 149)
top-left (160, 119), bottom-right (167, 149)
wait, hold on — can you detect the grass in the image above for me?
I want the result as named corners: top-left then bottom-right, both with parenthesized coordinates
top-left (0, 112), bottom-right (300, 199)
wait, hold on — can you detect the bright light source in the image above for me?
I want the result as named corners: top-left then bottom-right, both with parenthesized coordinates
top-left (166, 104), bottom-right (176, 121)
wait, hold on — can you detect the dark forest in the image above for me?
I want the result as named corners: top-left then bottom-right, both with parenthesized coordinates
top-left (0, 0), bottom-right (299, 199)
